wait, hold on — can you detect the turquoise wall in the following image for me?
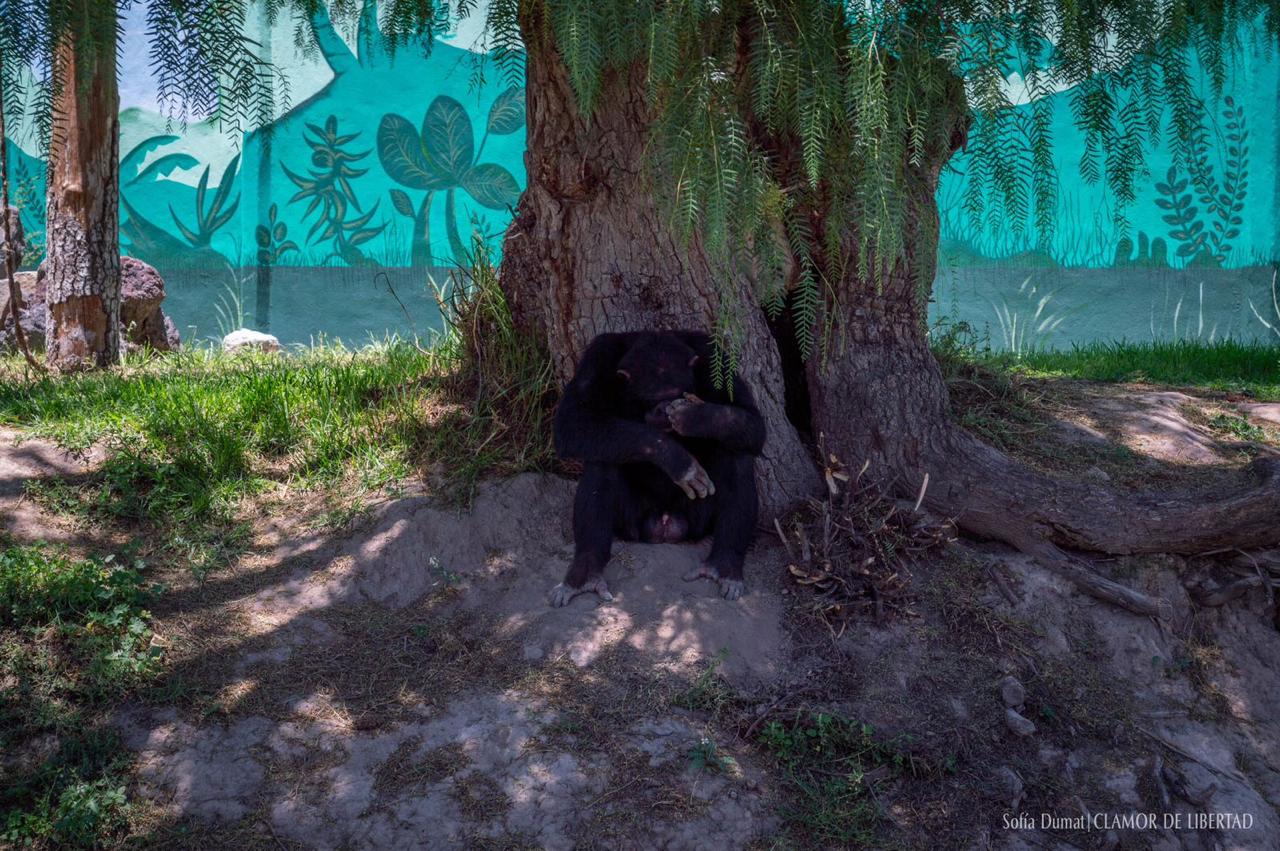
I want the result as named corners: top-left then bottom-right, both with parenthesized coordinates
top-left (4, 1), bottom-right (1278, 348)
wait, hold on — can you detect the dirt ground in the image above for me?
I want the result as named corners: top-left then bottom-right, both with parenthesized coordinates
top-left (3, 386), bottom-right (1280, 850)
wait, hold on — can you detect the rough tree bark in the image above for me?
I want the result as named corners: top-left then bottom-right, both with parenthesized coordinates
top-left (44, 11), bottom-right (121, 371)
top-left (501, 10), bottom-right (1280, 611)
top-left (500, 11), bottom-right (822, 518)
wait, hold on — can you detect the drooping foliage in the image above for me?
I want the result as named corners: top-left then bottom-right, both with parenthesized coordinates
top-left (4, 0), bottom-right (1278, 359)
top-left (455, 1), bottom-right (1280, 358)
top-left (0, 1), bottom-right (280, 146)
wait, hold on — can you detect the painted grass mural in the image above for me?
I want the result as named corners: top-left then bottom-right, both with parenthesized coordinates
top-left (1, 1), bottom-right (1277, 346)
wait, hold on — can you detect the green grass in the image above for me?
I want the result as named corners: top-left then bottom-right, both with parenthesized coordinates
top-left (758, 711), bottom-right (910, 846)
top-left (0, 251), bottom-right (556, 577)
top-left (978, 339), bottom-right (1280, 400)
top-left (1, 542), bottom-right (158, 848)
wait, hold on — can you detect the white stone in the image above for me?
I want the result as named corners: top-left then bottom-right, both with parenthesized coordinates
top-left (222, 328), bottom-right (281, 354)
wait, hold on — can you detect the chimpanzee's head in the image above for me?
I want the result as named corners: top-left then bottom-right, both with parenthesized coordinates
top-left (615, 334), bottom-right (699, 404)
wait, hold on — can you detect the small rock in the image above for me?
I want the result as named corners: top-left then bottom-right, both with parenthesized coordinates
top-left (999, 675), bottom-right (1026, 708)
top-left (996, 765), bottom-right (1024, 808)
top-left (1004, 707), bottom-right (1036, 737)
top-left (1084, 465), bottom-right (1111, 482)
top-left (522, 643), bottom-right (544, 662)
top-left (223, 328), bottom-right (282, 354)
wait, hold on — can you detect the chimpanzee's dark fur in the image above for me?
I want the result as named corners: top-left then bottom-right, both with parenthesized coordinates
top-left (550, 331), bottom-right (766, 606)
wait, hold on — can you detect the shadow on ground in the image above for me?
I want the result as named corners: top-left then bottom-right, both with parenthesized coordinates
top-left (3, 391), bottom-right (1280, 849)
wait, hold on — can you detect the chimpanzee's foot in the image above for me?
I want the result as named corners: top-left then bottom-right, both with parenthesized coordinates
top-left (682, 563), bottom-right (745, 601)
top-left (548, 575), bottom-right (614, 607)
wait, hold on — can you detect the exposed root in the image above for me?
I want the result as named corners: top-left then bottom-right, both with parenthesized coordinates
top-left (917, 427), bottom-right (1280, 619)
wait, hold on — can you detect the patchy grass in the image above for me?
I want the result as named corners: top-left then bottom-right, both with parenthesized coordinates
top-left (0, 254), bottom-right (556, 580)
top-left (1, 541), bottom-right (160, 849)
top-left (757, 711), bottom-right (909, 847)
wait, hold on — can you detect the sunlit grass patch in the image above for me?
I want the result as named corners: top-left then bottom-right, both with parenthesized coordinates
top-left (0, 254), bottom-right (556, 574)
top-left (986, 339), bottom-right (1280, 400)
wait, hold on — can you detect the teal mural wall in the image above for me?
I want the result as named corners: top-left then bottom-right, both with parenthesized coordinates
top-left (3, 1), bottom-right (1278, 348)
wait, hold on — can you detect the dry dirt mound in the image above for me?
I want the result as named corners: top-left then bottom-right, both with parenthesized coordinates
top-left (114, 474), bottom-right (791, 849)
top-left (4, 426), bottom-right (1280, 849)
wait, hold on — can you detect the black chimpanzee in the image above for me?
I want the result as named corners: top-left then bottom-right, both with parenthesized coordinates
top-left (550, 330), bottom-right (766, 607)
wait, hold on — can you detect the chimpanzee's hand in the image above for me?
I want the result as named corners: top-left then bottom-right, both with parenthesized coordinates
top-left (664, 395), bottom-right (704, 437)
top-left (645, 403), bottom-right (674, 432)
top-left (672, 456), bottom-right (715, 500)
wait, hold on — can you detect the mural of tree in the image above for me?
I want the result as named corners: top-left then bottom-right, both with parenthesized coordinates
top-left (378, 88), bottom-right (525, 267)
top-left (283, 115), bottom-right (385, 266)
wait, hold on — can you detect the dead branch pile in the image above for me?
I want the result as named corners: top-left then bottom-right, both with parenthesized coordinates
top-left (776, 446), bottom-right (957, 634)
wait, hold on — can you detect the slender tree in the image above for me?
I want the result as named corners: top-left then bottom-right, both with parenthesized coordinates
top-left (42, 2), bottom-right (122, 370)
top-left (0, 0), bottom-right (284, 369)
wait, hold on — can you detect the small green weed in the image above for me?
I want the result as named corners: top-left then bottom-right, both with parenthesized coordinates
top-left (688, 736), bottom-right (738, 775)
top-left (759, 711), bottom-right (905, 846)
top-left (672, 649), bottom-right (736, 717)
top-left (1208, 412), bottom-right (1269, 442)
top-left (1, 543), bottom-right (159, 848)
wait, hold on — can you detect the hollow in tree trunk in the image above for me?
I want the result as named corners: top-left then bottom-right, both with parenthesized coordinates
top-left (45, 11), bottom-right (121, 371)
top-left (500, 13), bottom-right (1280, 612)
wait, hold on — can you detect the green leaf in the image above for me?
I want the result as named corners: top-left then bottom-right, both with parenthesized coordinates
top-left (461, 163), bottom-right (521, 210)
top-left (389, 188), bottom-right (416, 218)
top-left (130, 152), bottom-right (200, 185)
top-left (487, 87), bottom-right (526, 135)
top-left (377, 113), bottom-right (447, 191)
top-left (422, 96), bottom-right (475, 184)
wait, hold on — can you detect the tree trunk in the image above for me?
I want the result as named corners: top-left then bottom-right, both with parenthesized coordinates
top-left (500, 13), bottom-right (821, 517)
top-left (45, 14), bottom-right (121, 371)
top-left (501, 11), bottom-right (1280, 603)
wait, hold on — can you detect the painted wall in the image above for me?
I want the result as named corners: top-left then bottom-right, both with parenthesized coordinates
top-left (4, 2), bottom-right (1279, 348)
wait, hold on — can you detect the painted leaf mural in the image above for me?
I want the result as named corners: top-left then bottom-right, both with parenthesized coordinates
top-left (378, 89), bottom-right (527, 266)
top-left (486, 87), bottom-right (527, 136)
top-left (422, 96), bottom-right (474, 184)
top-left (461, 163), bottom-right (520, 210)
top-left (377, 113), bottom-right (446, 190)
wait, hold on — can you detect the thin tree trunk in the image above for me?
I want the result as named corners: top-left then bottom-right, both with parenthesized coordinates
top-left (500, 12), bottom-right (821, 518)
top-left (45, 13), bottom-right (121, 371)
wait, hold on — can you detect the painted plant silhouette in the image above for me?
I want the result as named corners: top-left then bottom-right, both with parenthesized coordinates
top-left (377, 88), bottom-right (525, 267)
top-left (120, 135), bottom-right (234, 268)
top-left (283, 115), bottom-right (385, 266)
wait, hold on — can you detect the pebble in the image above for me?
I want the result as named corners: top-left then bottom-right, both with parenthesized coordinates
top-left (1005, 707), bottom-right (1037, 737)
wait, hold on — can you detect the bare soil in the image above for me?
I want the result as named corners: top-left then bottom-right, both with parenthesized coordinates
top-left (3, 387), bottom-right (1279, 849)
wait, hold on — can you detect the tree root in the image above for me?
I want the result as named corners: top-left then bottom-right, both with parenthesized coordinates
top-left (915, 429), bottom-right (1280, 620)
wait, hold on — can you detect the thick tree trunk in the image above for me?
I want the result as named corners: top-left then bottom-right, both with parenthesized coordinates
top-left (502, 11), bottom-right (1280, 611)
top-left (45, 17), bottom-right (121, 371)
top-left (804, 80), bottom-right (1280, 616)
top-left (500, 15), bottom-right (821, 517)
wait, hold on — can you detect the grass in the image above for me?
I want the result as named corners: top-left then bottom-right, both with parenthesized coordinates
top-left (980, 339), bottom-right (1280, 400)
top-left (757, 711), bottom-right (910, 847)
top-left (1, 541), bottom-right (159, 848)
top-left (0, 250), bottom-right (556, 577)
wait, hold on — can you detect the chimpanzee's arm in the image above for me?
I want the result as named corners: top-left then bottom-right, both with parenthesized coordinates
top-left (554, 334), bottom-right (702, 480)
top-left (665, 374), bottom-right (767, 455)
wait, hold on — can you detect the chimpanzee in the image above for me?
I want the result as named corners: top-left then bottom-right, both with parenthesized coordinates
top-left (550, 331), bottom-right (766, 607)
